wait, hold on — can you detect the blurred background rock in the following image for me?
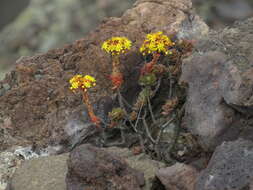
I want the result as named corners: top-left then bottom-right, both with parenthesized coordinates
top-left (193, 0), bottom-right (253, 29)
top-left (0, 0), bottom-right (253, 80)
top-left (0, 0), bottom-right (136, 79)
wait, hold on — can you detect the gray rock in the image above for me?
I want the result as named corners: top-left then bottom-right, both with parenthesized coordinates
top-left (181, 18), bottom-right (253, 150)
top-left (4, 146), bottom-right (164, 190)
top-left (196, 139), bottom-right (253, 190)
top-left (0, 151), bottom-right (22, 190)
top-left (192, 0), bottom-right (253, 29)
top-left (207, 21), bottom-right (253, 108)
top-left (156, 163), bottom-right (199, 190)
top-left (0, 145), bottom-right (53, 190)
top-left (9, 153), bottom-right (69, 190)
top-left (176, 13), bottom-right (209, 40)
top-left (66, 144), bottom-right (144, 190)
top-left (181, 51), bottom-right (236, 150)
top-left (106, 147), bottom-right (165, 190)
top-left (13, 146), bottom-right (49, 160)
top-left (215, 0), bottom-right (253, 21)
top-left (124, 0), bottom-right (208, 40)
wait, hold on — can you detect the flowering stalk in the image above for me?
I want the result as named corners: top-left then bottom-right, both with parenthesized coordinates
top-left (82, 90), bottom-right (100, 126)
top-left (140, 31), bottom-right (174, 75)
top-left (69, 75), bottom-right (100, 127)
top-left (102, 37), bottom-right (132, 90)
top-left (110, 55), bottom-right (123, 90)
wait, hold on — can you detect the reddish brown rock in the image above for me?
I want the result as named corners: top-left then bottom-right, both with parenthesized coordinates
top-left (66, 144), bottom-right (144, 190)
top-left (106, 147), bottom-right (165, 190)
top-left (156, 163), bottom-right (199, 190)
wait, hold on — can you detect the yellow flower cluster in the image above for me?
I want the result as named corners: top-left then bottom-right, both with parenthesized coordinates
top-left (102, 37), bottom-right (132, 55)
top-left (140, 31), bottom-right (174, 55)
top-left (69, 74), bottom-right (96, 91)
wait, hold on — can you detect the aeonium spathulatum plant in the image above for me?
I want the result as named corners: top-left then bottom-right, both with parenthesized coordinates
top-left (69, 74), bottom-right (100, 127)
top-left (140, 31), bottom-right (174, 75)
top-left (102, 37), bottom-right (132, 90)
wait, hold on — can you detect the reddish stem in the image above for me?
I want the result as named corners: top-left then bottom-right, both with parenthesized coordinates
top-left (141, 53), bottom-right (160, 75)
top-left (111, 55), bottom-right (124, 90)
top-left (82, 90), bottom-right (100, 127)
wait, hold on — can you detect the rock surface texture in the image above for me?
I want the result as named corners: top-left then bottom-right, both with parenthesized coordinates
top-left (66, 144), bottom-right (144, 190)
top-left (196, 139), bottom-right (253, 190)
top-left (156, 163), bottom-right (199, 190)
top-left (0, 151), bottom-right (22, 190)
top-left (0, 0), bottom-right (208, 152)
top-left (3, 146), bottom-right (164, 190)
top-left (181, 18), bottom-right (253, 150)
top-left (106, 147), bottom-right (165, 190)
top-left (9, 153), bottom-right (68, 190)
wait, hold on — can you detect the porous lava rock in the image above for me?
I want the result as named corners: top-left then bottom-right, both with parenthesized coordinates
top-left (181, 51), bottom-right (236, 150)
top-left (0, 0), bottom-right (208, 151)
top-left (65, 144), bottom-right (144, 190)
top-left (181, 18), bottom-right (253, 150)
top-left (196, 139), bottom-right (253, 190)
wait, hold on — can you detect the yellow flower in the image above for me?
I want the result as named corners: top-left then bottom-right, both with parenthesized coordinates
top-left (102, 37), bottom-right (132, 55)
top-left (69, 75), bottom-right (96, 91)
top-left (140, 31), bottom-right (174, 55)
